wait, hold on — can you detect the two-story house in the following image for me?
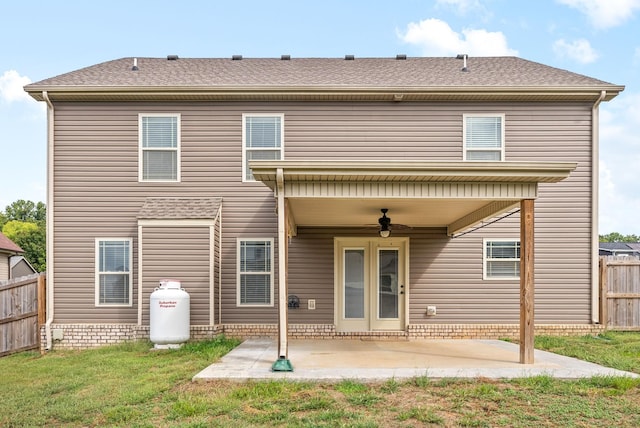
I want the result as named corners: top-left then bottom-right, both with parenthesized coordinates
top-left (25, 55), bottom-right (622, 363)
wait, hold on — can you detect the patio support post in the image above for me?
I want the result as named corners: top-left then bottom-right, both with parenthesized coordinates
top-left (272, 168), bottom-right (293, 371)
top-left (520, 198), bottom-right (535, 364)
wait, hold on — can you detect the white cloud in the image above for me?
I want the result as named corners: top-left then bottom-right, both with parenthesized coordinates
top-left (599, 92), bottom-right (640, 234)
top-left (552, 38), bottom-right (599, 64)
top-left (557, 0), bottom-right (640, 29)
top-left (399, 18), bottom-right (518, 57)
top-left (0, 70), bottom-right (32, 103)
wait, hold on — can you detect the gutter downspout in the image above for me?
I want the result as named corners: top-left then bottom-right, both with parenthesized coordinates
top-left (592, 90), bottom-right (606, 324)
top-left (218, 201), bottom-right (223, 326)
top-left (43, 91), bottom-right (55, 350)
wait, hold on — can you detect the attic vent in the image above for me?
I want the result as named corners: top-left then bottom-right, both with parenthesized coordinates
top-left (232, 55), bottom-right (243, 60)
top-left (345, 54), bottom-right (355, 60)
top-left (281, 55), bottom-right (291, 60)
top-left (131, 58), bottom-right (139, 71)
top-left (167, 55), bottom-right (179, 61)
top-left (396, 54), bottom-right (407, 60)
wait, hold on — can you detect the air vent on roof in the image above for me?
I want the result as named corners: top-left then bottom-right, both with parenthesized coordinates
top-left (167, 55), bottom-right (179, 61)
top-left (281, 55), bottom-right (291, 60)
top-left (232, 55), bottom-right (243, 60)
top-left (396, 54), bottom-right (407, 60)
top-left (345, 54), bottom-right (355, 60)
top-left (131, 58), bottom-right (139, 71)
top-left (456, 54), bottom-right (469, 72)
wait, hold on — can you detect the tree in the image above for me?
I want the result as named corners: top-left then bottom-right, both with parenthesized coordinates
top-left (2, 200), bottom-right (45, 226)
top-left (599, 232), bottom-right (640, 243)
top-left (1, 200), bottom-right (47, 272)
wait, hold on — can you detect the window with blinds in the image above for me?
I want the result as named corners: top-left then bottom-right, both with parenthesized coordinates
top-left (483, 239), bottom-right (520, 280)
top-left (139, 114), bottom-right (180, 181)
top-left (243, 114), bottom-right (283, 181)
top-left (464, 114), bottom-right (505, 161)
top-left (237, 239), bottom-right (274, 305)
top-left (96, 239), bottom-right (132, 305)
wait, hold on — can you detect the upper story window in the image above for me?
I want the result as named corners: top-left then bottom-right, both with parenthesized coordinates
top-left (463, 114), bottom-right (505, 161)
top-left (237, 238), bottom-right (274, 306)
top-left (242, 114), bottom-right (284, 181)
top-left (95, 238), bottom-right (132, 306)
top-left (483, 239), bottom-right (520, 280)
top-left (139, 114), bottom-right (180, 182)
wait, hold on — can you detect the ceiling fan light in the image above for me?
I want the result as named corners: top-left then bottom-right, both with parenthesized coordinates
top-left (378, 208), bottom-right (391, 238)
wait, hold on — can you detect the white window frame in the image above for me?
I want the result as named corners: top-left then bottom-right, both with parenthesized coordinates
top-left (483, 238), bottom-right (520, 280)
top-left (138, 113), bottom-right (181, 182)
top-left (463, 114), bottom-right (505, 161)
top-left (95, 238), bottom-right (133, 307)
top-left (242, 113), bottom-right (284, 182)
top-left (236, 238), bottom-right (275, 306)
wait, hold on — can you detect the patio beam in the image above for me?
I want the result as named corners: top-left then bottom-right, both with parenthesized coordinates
top-left (520, 199), bottom-right (535, 364)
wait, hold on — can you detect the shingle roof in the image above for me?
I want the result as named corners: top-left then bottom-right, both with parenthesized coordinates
top-left (0, 231), bottom-right (23, 253)
top-left (137, 197), bottom-right (222, 220)
top-left (25, 56), bottom-right (622, 92)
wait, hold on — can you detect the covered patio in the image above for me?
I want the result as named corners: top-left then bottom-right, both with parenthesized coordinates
top-left (250, 160), bottom-right (578, 367)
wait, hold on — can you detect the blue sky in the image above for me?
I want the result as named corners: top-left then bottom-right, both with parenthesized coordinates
top-left (1, 0), bottom-right (639, 234)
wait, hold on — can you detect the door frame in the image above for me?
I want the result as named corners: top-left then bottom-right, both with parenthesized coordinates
top-left (334, 237), bottom-right (409, 332)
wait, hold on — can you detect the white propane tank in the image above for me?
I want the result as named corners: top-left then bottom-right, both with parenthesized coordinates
top-left (150, 279), bottom-right (190, 349)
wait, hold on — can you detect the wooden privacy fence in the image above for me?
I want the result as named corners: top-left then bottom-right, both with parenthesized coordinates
top-left (0, 273), bottom-right (46, 357)
top-left (599, 256), bottom-right (640, 330)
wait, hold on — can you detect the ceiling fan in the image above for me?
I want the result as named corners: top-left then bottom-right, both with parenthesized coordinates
top-left (377, 208), bottom-right (410, 237)
top-left (378, 208), bottom-right (392, 237)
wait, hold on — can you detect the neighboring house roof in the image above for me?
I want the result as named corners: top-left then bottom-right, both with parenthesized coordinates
top-left (137, 197), bottom-right (222, 220)
top-left (599, 242), bottom-right (640, 256)
top-left (600, 242), bottom-right (634, 251)
top-left (24, 56), bottom-right (624, 102)
top-left (0, 231), bottom-right (23, 254)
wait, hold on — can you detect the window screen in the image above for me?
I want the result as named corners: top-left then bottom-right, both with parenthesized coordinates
top-left (140, 115), bottom-right (179, 181)
top-left (243, 115), bottom-right (283, 181)
top-left (465, 115), bottom-right (504, 161)
top-left (238, 239), bottom-right (273, 305)
top-left (484, 240), bottom-right (520, 279)
top-left (97, 239), bottom-right (131, 305)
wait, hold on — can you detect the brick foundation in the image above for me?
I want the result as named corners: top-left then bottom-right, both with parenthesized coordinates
top-left (40, 322), bottom-right (606, 352)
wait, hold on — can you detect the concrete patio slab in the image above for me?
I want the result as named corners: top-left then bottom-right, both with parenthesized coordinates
top-left (193, 338), bottom-right (639, 382)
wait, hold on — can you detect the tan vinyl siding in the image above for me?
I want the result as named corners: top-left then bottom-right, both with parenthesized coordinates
top-left (51, 101), bottom-right (593, 325)
top-left (140, 226), bottom-right (211, 325)
top-left (0, 256), bottom-right (9, 280)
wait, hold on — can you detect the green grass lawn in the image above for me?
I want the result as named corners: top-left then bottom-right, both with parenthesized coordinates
top-left (1, 332), bottom-right (639, 427)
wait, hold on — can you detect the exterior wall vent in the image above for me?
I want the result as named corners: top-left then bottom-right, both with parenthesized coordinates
top-left (345, 54), bottom-right (355, 60)
top-left (167, 55), bottom-right (179, 61)
top-left (396, 54), bottom-right (407, 60)
top-left (232, 55), bottom-right (243, 60)
top-left (281, 55), bottom-right (291, 60)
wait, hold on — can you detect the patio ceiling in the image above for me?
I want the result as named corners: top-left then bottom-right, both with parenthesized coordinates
top-left (250, 160), bottom-right (577, 236)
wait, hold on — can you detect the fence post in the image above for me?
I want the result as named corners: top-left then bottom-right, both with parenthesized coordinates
top-left (37, 274), bottom-right (46, 326)
top-left (598, 257), bottom-right (607, 328)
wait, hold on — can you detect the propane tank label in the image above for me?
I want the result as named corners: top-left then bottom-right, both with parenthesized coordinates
top-left (159, 300), bottom-right (178, 308)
